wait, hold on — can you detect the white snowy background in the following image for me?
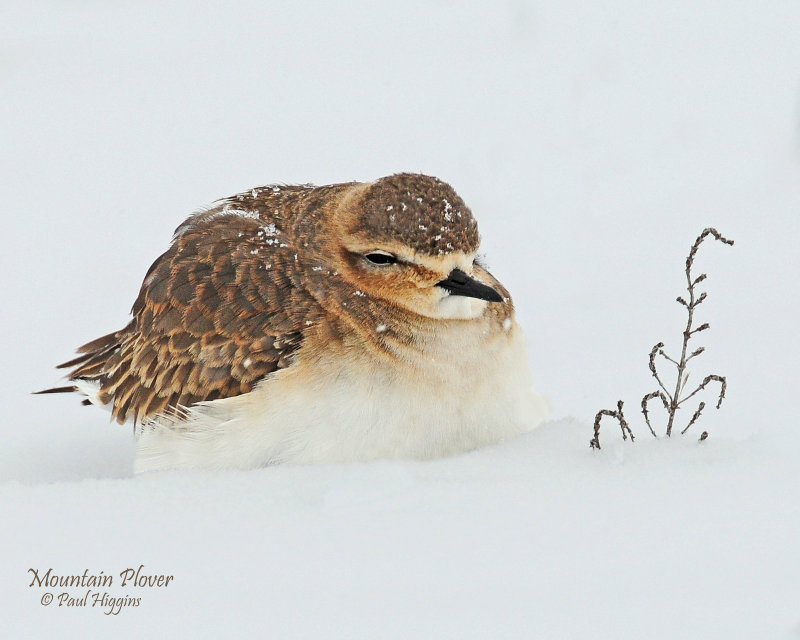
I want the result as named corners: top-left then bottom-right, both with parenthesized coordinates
top-left (2, 1), bottom-right (799, 638)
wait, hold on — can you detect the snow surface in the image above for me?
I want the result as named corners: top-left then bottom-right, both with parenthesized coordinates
top-left (2, 1), bottom-right (799, 638)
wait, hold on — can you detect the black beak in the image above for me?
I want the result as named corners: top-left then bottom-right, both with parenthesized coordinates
top-left (436, 268), bottom-right (503, 303)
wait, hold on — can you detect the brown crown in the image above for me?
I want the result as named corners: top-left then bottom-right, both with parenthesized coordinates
top-left (352, 174), bottom-right (480, 256)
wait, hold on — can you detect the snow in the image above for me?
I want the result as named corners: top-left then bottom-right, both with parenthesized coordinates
top-left (2, 1), bottom-right (799, 638)
top-left (220, 204), bottom-right (261, 220)
top-left (259, 222), bottom-right (280, 237)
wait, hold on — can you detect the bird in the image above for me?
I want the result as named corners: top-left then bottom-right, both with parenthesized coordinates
top-left (39, 173), bottom-right (549, 472)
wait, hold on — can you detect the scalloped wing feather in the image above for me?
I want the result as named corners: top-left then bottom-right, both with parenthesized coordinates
top-left (57, 208), bottom-right (312, 425)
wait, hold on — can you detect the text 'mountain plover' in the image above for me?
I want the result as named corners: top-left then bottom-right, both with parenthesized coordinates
top-left (40, 173), bottom-right (549, 471)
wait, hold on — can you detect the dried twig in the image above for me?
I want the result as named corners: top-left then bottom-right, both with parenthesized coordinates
top-left (681, 401), bottom-right (706, 435)
top-left (662, 228), bottom-right (733, 436)
top-left (590, 400), bottom-right (632, 450)
top-left (641, 391), bottom-right (668, 437)
top-left (678, 373), bottom-right (726, 410)
top-left (591, 228), bottom-right (733, 449)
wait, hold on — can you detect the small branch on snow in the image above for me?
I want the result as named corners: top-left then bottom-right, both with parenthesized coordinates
top-left (590, 401), bottom-right (632, 450)
top-left (591, 227), bottom-right (733, 450)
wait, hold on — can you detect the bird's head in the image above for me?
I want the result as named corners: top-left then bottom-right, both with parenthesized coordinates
top-left (328, 174), bottom-right (504, 320)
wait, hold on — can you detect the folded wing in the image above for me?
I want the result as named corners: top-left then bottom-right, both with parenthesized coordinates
top-left (46, 209), bottom-right (310, 426)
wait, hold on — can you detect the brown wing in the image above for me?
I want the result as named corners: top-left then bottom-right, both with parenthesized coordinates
top-left (51, 209), bottom-right (314, 425)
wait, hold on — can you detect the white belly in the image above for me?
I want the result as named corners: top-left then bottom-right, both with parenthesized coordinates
top-left (134, 323), bottom-right (549, 472)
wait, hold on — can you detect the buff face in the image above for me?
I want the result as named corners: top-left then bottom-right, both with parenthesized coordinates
top-left (335, 243), bottom-right (492, 320)
top-left (330, 174), bottom-right (496, 320)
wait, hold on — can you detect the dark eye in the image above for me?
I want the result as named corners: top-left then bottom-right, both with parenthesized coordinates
top-left (365, 252), bottom-right (397, 265)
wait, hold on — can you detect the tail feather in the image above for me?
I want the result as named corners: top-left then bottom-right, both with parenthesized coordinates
top-left (77, 330), bottom-right (122, 354)
top-left (56, 352), bottom-right (94, 369)
top-left (68, 359), bottom-right (109, 378)
top-left (33, 385), bottom-right (78, 395)
top-left (38, 329), bottom-right (124, 411)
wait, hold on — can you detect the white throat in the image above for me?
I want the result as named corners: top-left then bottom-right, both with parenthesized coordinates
top-left (433, 292), bottom-right (488, 319)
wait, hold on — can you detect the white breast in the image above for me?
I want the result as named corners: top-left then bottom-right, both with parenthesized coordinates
top-left (134, 320), bottom-right (549, 472)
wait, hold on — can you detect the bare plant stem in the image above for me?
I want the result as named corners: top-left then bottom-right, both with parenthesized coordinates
top-left (592, 228), bottom-right (733, 449)
top-left (681, 402), bottom-right (706, 435)
top-left (666, 280), bottom-right (695, 436)
top-left (641, 391), bottom-right (668, 437)
top-left (663, 229), bottom-right (732, 436)
top-left (590, 401), bottom-right (632, 450)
